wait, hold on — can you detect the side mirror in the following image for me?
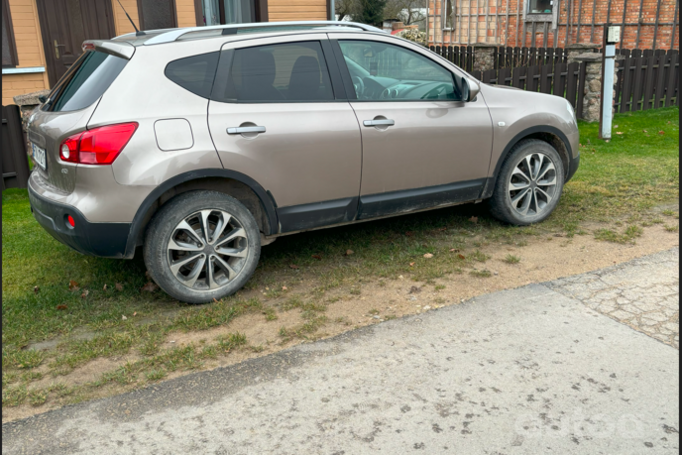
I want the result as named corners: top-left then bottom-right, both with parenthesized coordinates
top-left (460, 77), bottom-right (481, 102)
top-left (38, 95), bottom-right (47, 104)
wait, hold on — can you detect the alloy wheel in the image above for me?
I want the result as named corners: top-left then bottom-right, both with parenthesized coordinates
top-left (507, 152), bottom-right (558, 217)
top-left (167, 209), bottom-right (249, 291)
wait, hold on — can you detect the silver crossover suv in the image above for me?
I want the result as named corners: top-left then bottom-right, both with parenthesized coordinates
top-left (27, 21), bottom-right (580, 303)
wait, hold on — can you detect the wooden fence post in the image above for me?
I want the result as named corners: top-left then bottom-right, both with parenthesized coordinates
top-left (1, 105), bottom-right (31, 190)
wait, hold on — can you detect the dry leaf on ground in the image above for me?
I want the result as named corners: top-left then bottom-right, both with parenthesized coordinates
top-left (141, 282), bottom-right (158, 293)
top-left (68, 280), bottom-right (79, 291)
top-left (56, 305), bottom-right (67, 311)
top-left (289, 264), bottom-right (299, 269)
top-left (115, 283), bottom-right (123, 292)
top-left (423, 253), bottom-right (434, 258)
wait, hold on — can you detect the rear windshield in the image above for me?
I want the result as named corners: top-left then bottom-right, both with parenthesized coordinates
top-left (44, 51), bottom-right (128, 112)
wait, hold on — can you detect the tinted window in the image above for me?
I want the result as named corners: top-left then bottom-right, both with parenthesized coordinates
top-left (214, 41), bottom-right (334, 103)
top-left (339, 40), bottom-right (460, 102)
top-left (165, 52), bottom-right (220, 98)
top-left (45, 51), bottom-right (128, 112)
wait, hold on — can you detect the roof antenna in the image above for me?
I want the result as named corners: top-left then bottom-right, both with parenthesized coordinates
top-left (115, 0), bottom-right (145, 36)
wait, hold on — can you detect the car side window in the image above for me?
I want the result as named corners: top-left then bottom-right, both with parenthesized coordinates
top-left (338, 40), bottom-right (461, 102)
top-left (165, 52), bottom-right (220, 99)
top-left (213, 41), bottom-right (335, 103)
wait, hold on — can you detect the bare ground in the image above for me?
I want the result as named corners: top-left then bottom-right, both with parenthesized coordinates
top-left (3, 222), bottom-right (679, 423)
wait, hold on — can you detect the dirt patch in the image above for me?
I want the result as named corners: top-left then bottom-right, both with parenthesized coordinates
top-left (3, 223), bottom-right (678, 423)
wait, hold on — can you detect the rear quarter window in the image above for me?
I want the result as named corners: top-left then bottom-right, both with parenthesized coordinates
top-left (45, 51), bottom-right (128, 112)
top-left (165, 52), bottom-right (220, 98)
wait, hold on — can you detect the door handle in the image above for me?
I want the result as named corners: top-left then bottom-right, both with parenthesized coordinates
top-left (227, 126), bottom-right (266, 134)
top-left (54, 40), bottom-right (62, 59)
top-left (363, 119), bottom-right (395, 127)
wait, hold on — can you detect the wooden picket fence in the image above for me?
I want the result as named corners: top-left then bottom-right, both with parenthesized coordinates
top-left (1, 104), bottom-right (30, 190)
top-left (615, 50), bottom-right (679, 112)
top-left (492, 47), bottom-right (569, 69)
top-left (427, 45), bottom-right (679, 117)
top-left (428, 45), bottom-right (476, 72)
top-left (428, 45), bottom-right (570, 71)
top-left (469, 62), bottom-right (587, 118)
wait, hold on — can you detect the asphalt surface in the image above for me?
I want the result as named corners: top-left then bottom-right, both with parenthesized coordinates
top-left (3, 248), bottom-right (679, 455)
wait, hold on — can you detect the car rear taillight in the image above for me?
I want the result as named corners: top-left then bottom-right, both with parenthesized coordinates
top-left (59, 123), bottom-right (138, 165)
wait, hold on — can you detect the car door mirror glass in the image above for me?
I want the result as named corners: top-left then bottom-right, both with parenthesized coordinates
top-left (460, 76), bottom-right (470, 102)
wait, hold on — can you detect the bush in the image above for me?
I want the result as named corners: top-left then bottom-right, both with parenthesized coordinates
top-left (397, 28), bottom-right (426, 45)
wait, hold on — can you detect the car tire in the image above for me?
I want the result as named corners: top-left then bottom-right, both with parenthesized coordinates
top-left (489, 139), bottom-right (565, 226)
top-left (143, 190), bottom-right (261, 304)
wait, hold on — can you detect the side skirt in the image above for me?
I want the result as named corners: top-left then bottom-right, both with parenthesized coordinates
top-left (273, 179), bottom-right (487, 236)
top-left (358, 179), bottom-right (487, 220)
top-left (277, 197), bottom-right (358, 233)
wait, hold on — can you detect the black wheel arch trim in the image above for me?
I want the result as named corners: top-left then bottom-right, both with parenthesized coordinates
top-left (124, 169), bottom-right (279, 258)
top-left (481, 125), bottom-right (575, 199)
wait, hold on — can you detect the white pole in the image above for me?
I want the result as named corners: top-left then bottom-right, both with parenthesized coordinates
top-left (600, 43), bottom-right (615, 140)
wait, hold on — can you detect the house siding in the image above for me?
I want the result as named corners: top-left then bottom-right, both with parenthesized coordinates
top-left (268, 0), bottom-right (328, 21)
top-left (176, 0), bottom-right (197, 27)
top-left (3, 0), bottom-right (331, 105)
top-left (2, 0), bottom-right (49, 105)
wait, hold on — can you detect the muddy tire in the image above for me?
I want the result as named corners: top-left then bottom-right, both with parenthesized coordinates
top-left (143, 191), bottom-right (261, 304)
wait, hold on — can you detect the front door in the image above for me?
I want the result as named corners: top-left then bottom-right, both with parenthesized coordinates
top-left (208, 35), bottom-right (363, 233)
top-left (332, 36), bottom-right (493, 219)
top-left (36, 0), bottom-right (116, 86)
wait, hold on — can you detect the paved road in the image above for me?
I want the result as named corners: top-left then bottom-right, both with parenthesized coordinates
top-left (3, 249), bottom-right (679, 455)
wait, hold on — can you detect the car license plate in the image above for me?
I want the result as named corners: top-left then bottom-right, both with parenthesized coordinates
top-left (32, 143), bottom-right (46, 170)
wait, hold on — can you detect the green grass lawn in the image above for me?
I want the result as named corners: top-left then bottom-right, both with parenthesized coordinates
top-left (2, 107), bottom-right (679, 410)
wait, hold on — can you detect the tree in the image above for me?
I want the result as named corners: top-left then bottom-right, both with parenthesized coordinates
top-left (335, 0), bottom-right (359, 21)
top-left (383, 0), bottom-right (426, 25)
top-left (356, 0), bottom-right (387, 26)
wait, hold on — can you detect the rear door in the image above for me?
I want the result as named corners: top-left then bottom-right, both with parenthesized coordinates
top-left (208, 34), bottom-right (362, 233)
top-left (331, 35), bottom-right (493, 219)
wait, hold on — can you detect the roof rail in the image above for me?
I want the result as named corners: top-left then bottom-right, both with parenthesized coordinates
top-left (129, 21), bottom-right (385, 46)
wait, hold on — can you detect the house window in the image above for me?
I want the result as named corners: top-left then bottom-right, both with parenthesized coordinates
top-left (137, 0), bottom-right (178, 30)
top-left (2, 0), bottom-right (18, 68)
top-left (198, 0), bottom-right (255, 25)
top-left (527, 0), bottom-right (552, 14)
top-left (442, 0), bottom-right (454, 30)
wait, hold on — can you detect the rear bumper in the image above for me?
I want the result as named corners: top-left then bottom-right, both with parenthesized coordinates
top-left (28, 176), bottom-right (130, 258)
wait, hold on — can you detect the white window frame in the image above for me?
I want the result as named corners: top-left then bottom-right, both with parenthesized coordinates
top-left (441, 0), bottom-right (455, 31)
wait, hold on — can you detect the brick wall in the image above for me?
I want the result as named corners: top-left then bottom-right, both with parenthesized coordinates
top-left (428, 0), bottom-right (679, 49)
